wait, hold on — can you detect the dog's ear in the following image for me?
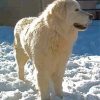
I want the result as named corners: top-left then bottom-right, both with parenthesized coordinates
top-left (51, 0), bottom-right (67, 19)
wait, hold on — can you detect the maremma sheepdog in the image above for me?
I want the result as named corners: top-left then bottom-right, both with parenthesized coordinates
top-left (14, 0), bottom-right (93, 99)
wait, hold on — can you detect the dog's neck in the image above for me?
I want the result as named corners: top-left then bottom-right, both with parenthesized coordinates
top-left (42, 13), bottom-right (78, 40)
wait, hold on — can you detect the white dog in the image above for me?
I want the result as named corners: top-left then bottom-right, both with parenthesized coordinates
top-left (14, 0), bottom-right (93, 99)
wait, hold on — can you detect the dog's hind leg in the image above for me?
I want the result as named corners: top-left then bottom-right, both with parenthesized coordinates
top-left (15, 47), bottom-right (29, 81)
top-left (14, 17), bottom-right (33, 81)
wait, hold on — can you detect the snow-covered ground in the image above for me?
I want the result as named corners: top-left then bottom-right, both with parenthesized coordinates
top-left (0, 20), bottom-right (100, 100)
top-left (0, 43), bottom-right (100, 100)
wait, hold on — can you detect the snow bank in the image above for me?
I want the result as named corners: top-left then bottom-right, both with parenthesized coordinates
top-left (0, 43), bottom-right (100, 100)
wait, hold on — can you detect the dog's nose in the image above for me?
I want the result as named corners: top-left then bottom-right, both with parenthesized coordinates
top-left (89, 14), bottom-right (94, 20)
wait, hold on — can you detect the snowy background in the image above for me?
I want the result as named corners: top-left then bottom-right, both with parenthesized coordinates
top-left (0, 20), bottom-right (100, 100)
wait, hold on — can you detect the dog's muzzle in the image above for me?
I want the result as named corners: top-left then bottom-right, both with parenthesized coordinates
top-left (74, 23), bottom-right (87, 30)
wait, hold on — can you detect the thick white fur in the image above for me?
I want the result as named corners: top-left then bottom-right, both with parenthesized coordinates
top-left (14, 0), bottom-right (90, 100)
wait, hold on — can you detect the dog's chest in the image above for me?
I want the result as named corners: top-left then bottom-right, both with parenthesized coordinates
top-left (48, 33), bottom-right (72, 58)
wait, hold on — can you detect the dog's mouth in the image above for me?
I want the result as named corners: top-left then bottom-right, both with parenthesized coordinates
top-left (74, 23), bottom-right (87, 30)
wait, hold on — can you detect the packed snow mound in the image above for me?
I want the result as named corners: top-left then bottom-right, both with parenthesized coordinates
top-left (0, 43), bottom-right (100, 100)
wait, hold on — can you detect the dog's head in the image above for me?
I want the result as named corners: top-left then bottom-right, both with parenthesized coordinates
top-left (65, 0), bottom-right (93, 31)
top-left (47, 0), bottom-right (93, 31)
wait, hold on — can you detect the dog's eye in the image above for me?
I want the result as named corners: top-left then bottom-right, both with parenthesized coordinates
top-left (75, 9), bottom-right (79, 11)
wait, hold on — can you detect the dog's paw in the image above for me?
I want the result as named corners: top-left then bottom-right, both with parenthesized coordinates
top-left (24, 79), bottom-right (31, 83)
top-left (51, 95), bottom-right (63, 100)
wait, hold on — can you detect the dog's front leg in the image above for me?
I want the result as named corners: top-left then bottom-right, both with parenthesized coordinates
top-left (51, 65), bottom-right (65, 99)
top-left (37, 72), bottom-right (50, 100)
top-left (52, 74), bottom-right (63, 99)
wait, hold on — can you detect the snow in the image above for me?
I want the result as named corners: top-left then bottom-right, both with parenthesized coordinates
top-left (0, 44), bottom-right (100, 100)
top-left (0, 20), bottom-right (100, 100)
top-left (63, 55), bottom-right (100, 99)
